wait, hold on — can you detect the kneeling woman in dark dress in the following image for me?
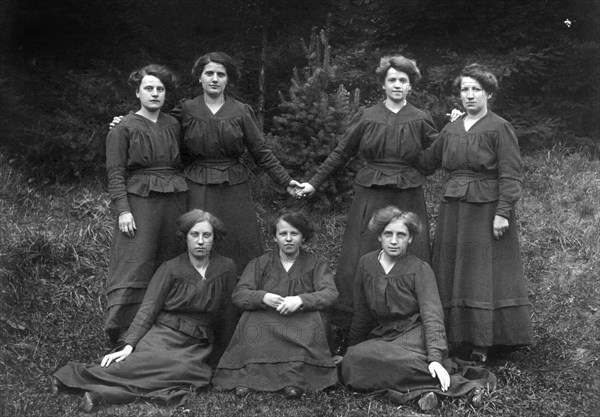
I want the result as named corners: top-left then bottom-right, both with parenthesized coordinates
top-left (213, 210), bottom-right (339, 399)
top-left (339, 206), bottom-right (496, 411)
top-left (51, 210), bottom-right (238, 413)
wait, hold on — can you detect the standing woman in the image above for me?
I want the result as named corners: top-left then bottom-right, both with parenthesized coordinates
top-left (170, 52), bottom-right (300, 274)
top-left (52, 210), bottom-right (238, 412)
top-left (419, 64), bottom-right (533, 362)
top-left (105, 65), bottom-right (188, 344)
top-left (213, 211), bottom-right (338, 399)
top-left (297, 55), bottom-right (438, 316)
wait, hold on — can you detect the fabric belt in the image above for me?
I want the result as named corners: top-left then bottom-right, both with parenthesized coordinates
top-left (156, 311), bottom-right (213, 342)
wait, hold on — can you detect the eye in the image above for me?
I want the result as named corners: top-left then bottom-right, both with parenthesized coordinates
top-left (203, 233), bottom-right (212, 239)
top-left (157, 87), bottom-right (165, 92)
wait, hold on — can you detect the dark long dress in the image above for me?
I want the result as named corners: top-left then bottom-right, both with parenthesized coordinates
top-left (104, 112), bottom-right (188, 340)
top-left (419, 112), bottom-right (533, 347)
top-left (170, 97), bottom-right (292, 274)
top-left (308, 102), bottom-right (438, 313)
top-left (213, 249), bottom-right (339, 392)
top-left (54, 253), bottom-right (237, 407)
top-left (342, 251), bottom-right (496, 403)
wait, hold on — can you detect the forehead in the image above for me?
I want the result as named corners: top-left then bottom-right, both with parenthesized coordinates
top-left (383, 218), bottom-right (409, 233)
top-left (203, 61), bottom-right (227, 74)
top-left (140, 75), bottom-right (164, 87)
top-left (461, 76), bottom-right (482, 88)
top-left (189, 220), bottom-right (213, 234)
top-left (275, 219), bottom-right (300, 233)
top-left (385, 68), bottom-right (410, 80)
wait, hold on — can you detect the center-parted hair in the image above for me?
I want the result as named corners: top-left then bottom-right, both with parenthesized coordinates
top-left (191, 52), bottom-right (241, 84)
top-left (375, 55), bottom-right (422, 85)
top-left (127, 64), bottom-right (178, 92)
top-left (270, 210), bottom-right (314, 243)
top-left (368, 206), bottom-right (422, 239)
top-left (176, 209), bottom-right (227, 248)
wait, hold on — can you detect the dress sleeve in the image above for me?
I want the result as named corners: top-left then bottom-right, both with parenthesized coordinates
top-left (308, 109), bottom-right (365, 189)
top-left (241, 105), bottom-right (292, 187)
top-left (417, 129), bottom-right (444, 176)
top-left (347, 260), bottom-right (377, 346)
top-left (496, 122), bottom-right (523, 219)
top-left (210, 259), bottom-right (240, 366)
top-left (106, 125), bottom-right (131, 214)
top-left (420, 111), bottom-right (439, 151)
top-left (231, 257), bottom-right (268, 310)
top-left (124, 262), bottom-right (173, 348)
top-left (414, 261), bottom-right (448, 363)
top-left (297, 258), bottom-right (338, 311)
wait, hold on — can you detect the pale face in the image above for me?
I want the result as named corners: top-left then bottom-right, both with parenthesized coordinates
top-left (136, 75), bottom-right (165, 113)
top-left (200, 61), bottom-right (228, 98)
top-left (460, 76), bottom-right (491, 116)
top-left (378, 218), bottom-right (413, 259)
top-left (383, 68), bottom-right (411, 104)
top-left (273, 219), bottom-right (304, 258)
top-left (186, 221), bottom-right (214, 260)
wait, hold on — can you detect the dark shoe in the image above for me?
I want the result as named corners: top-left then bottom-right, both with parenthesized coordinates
top-left (282, 386), bottom-right (303, 400)
top-left (470, 352), bottom-right (488, 365)
top-left (418, 391), bottom-right (438, 411)
top-left (49, 376), bottom-right (64, 395)
top-left (235, 386), bottom-right (250, 398)
top-left (469, 388), bottom-right (484, 408)
top-left (81, 391), bottom-right (100, 413)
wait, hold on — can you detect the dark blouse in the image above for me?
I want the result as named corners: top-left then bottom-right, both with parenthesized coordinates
top-left (418, 111), bottom-right (522, 219)
top-left (308, 102), bottom-right (438, 190)
top-left (106, 112), bottom-right (188, 215)
top-left (170, 96), bottom-right (292, 187)
top-left (232, 249), bottom-right (338, 312)
top-left (349, 251), bottom-right (447, 364)
top-left (124, 253), bottom-right (238, 349)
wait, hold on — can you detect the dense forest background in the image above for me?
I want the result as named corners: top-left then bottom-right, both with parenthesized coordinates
top-left (0, 0), bottom-right (598, 188)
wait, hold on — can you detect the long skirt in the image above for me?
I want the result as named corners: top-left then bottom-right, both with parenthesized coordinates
top-left (431, 200), bottom-right (533, 347)
top-left (54, 323), bottom-right (212, 407)
top-left (213, 310), bottom-right (338, 392)
top-left (341, 325), bottom-right (497, 403)
top-left (104, 192), bottom-right (186, 341)
top-left (334, 185), bottom-right (431, 313)
top-left (187, 181), bottom-right (262, 275)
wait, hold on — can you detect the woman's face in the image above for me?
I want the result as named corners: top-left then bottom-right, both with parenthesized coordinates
top-left (186, 220), bottom-right (214, 260)
top-left (273, 219), bottom-right (304, 258)
top-left (378, 218), bottom-right (412, 259)
top-left (383, 68), bottom-right (411, 104)
top-left (460, 76), bottom-right (491, 116)
top-left (136, 75), bottom-right (165, 112)
top-left (200, 61), bottom-right (228, 98)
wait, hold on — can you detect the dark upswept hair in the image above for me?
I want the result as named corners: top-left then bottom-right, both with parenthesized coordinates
top-left (127, 64), bottom-right (178, 92)
top-left (375, 55), bottom-right (422, 85)
top-left (269, 210), bottom-right (314, 242)
top-left (453, 63), bottom-right (498, 95)
top-left (191, 52), bottom-right (241, 84)
top-left (368, 206), bottom-right (422, 238)
top-left (176, 209), bottom-right (227, 248)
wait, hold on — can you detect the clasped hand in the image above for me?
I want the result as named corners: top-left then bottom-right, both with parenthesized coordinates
top-left (100, 344), bottom-right (133, 367)
top-left (262, 293), bottom-right (303, 315)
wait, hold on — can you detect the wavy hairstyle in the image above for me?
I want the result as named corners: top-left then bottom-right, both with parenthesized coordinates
top-left (368, 205), bottom-right (422, 239)
top-left (375, 55), bottom-right (422, 85)
top-left (127, 64), bottom-right (178, 92)
top-left (453, 63), bottom-right (498, 95)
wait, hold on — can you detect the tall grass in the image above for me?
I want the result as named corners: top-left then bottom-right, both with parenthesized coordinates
top-left (0, 147), bottom-right (599, 416)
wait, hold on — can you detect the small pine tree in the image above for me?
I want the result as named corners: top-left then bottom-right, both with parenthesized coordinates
top-left (267, 27), bottom-right (361, 210)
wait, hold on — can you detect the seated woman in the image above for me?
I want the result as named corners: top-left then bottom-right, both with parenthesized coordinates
top-left (212, 210), bottom-right (338, 399)
top-left (51, 210), bottom-right (238, 413)
top-left (339, 206), bottom-right (496, 411)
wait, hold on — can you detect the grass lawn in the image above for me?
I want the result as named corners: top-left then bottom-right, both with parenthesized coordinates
top-left (1, 147), bottom-right (599, 416)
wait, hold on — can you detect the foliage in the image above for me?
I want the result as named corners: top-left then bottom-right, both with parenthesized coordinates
top-left (267, 28), bottom-right (362, 210)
